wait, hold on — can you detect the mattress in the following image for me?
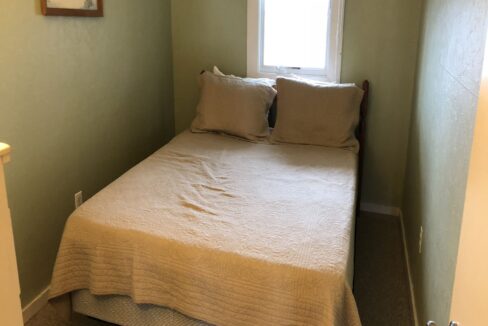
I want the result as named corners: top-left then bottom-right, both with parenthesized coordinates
top-left (50, 131), bottom-right (360, 326)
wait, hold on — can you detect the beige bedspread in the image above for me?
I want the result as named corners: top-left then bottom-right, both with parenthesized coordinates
top-left (50, 131), bottom-right (361, 326)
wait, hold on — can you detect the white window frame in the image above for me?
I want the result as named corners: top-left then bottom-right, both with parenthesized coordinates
top-left (247, 0), bottom-right (345, 82)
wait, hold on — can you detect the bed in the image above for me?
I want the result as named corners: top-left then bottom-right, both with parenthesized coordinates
top-left (49, 80), bottom-right (369, 326)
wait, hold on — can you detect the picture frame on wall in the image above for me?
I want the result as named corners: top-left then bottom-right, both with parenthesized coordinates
top-left (41, 0), bottom-right (104, 17)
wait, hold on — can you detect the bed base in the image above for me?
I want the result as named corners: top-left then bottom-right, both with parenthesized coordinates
top-left (72, 290), bottom-right (209, 326)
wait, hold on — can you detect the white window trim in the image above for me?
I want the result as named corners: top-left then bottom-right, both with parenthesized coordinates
top-left (247, 0), bottom-right (345, 82)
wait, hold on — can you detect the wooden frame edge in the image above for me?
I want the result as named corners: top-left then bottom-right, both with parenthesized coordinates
top-left (356, 80), bottom-right (370, 216)
top-left (41, 0), bottom-right (104, 17)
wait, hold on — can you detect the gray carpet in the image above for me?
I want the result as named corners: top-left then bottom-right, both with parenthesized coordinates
top-left (354, 212), bottom-right (414, 325)
top-left (25, 212), bottom-right (414, 326)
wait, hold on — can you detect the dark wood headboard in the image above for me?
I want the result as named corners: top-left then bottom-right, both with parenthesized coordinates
top-left (356, 80), bottom-right (370, 215)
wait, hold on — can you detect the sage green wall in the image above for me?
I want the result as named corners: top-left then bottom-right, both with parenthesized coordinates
top-left (402, 0), bottom-right (488, 324)
top-left (171, 0), bottom-right (423, 207)
top-left (0, 0), bottom-right (174, 306)
top-left (341, 0), bottom-right (422, 206)
top-left (171, 0), bottom-right (247, 134)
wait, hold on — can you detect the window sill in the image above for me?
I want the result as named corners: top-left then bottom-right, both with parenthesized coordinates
top-left (248, 70), bottom-right (337, 83)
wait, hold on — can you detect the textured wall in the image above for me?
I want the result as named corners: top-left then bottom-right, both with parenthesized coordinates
top-left (402, 0), bottom-right (488, 324)
top-left (449, 35), bottom-right (488, 324)
top-left (341, 0), bottom-right (423, 206)
top-left (0, 0), bottom-right (174, 306)
top-left (171, 0), bottom-right (247, 134)
top-left (171, 0), bottom-right (423, 207)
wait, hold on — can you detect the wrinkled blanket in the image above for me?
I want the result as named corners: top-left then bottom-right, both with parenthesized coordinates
top-left (50, 131), bottom-right (361, 326)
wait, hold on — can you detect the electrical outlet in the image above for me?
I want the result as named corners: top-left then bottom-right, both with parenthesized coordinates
top-left (74, 191), bottom-right (83, 209)
top-left (419, 226), bottom-right (424, 254)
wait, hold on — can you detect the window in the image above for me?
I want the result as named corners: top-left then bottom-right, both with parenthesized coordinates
top-left (247, 0), bottom-right (344, 82)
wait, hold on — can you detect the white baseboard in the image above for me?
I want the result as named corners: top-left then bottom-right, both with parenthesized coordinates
top-left (360, 202), bottom-right (402, 217)
top-left (399, 211), bottom-right (419, 326)
top-left (22, 286), bottom-right (50, 323)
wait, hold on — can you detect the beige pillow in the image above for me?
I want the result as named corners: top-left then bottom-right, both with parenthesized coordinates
top-left (213, 66), bottom-right (276, 87)
top-left (271, 78), bottom-right (364, 152)
top-left (191, 72), bottom-right (277, 140)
